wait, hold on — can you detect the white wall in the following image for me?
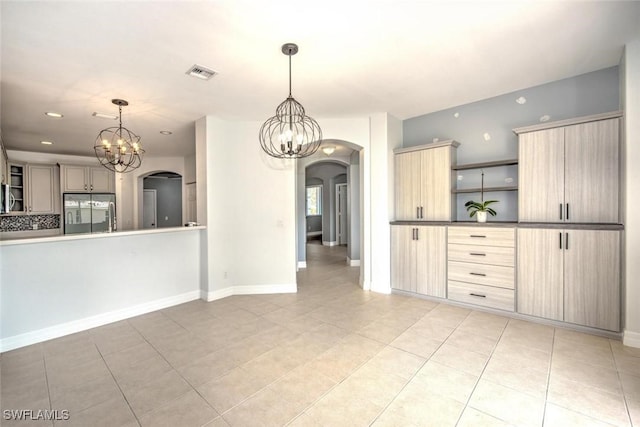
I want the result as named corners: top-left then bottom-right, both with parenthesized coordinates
top-left (199, 117), bottom-right (297, 300)
top-left (0, 229), bottom-right (202, 351)
top-left (624, 33), bottom-right (640, 347)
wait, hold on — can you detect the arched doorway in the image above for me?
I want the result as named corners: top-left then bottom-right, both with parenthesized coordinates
top-left (141, 171), bottom-right (183, 228)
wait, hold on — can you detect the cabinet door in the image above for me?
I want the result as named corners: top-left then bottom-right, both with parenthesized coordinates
top-left (422, 147), bottom-right (451, 221)
top-left (517, 229), bottom-right (563, 320)
top-left (27, 164), bottom-right (55, 214)
top-left (395, 152), bottom-right (421, 220)
top-left (62, 165), bottom-right (88, 192)
top-left (391, 226), bottom-right (416, 292)
top-left (564, 230), bottom-right (620, 331)
top-left (564, 119), bottom-right (619, 223)
top-left (415, 226), bottom-right (446, 297)
top-left (90, 167), bottom-right (114, 193)
top-left (518, 128), bottom-right (565, 222)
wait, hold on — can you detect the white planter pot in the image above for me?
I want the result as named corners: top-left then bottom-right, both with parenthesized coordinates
top-left (476, 211), bottom-right (488, 223)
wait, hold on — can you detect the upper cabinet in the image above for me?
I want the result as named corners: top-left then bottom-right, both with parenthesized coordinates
top-left (61, 165), bottom-right (114, 193)
top-left (394, 140), bottom-right (459, 221)
top-left (515, 112), bottom-right (621, 224)
top-left (9, 163), bottom-right (57, 214)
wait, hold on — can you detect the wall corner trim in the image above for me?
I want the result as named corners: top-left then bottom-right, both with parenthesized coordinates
top-left (0, 290), bottom-right (200, 353)
top-left (347, 257), bottom-right (361, 267)
top-left (322, 241), bottom-right (338, 247)
top-left (297, 261), bottom-right (307, 269)
top-left (623, 329), bottom-right (640, 349)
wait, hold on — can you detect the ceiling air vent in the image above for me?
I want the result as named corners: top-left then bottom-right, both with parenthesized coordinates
top-left (186, 64), bottom-right (217, 80)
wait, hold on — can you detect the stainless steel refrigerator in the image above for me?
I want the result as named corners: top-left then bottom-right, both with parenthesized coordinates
top-left (63, 193), bottom-right (116, 235)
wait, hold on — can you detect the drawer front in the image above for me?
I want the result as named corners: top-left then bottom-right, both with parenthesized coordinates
top-left (448, 227), bottom-right (515, 247)
top-left (448, 280), bottom-right (515, 312)
top-left (448, 243), bottom-right (515, 267)
top-left (448, 261), bottom-right (514, 289)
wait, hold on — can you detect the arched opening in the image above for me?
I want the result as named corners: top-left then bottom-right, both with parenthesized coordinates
top-left (140, 171), bottom-right (183, 228)
top-left (296, 139), bottom-right (364, 282)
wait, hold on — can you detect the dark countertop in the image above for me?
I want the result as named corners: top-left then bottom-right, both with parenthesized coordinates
top-left (389, 221), bottom-right (624, 230)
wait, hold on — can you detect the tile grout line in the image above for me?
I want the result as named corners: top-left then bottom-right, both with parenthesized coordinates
top-left (540, 326), bottom-right (557, 427)
top-left (610, 338), bottom-right (635, 427)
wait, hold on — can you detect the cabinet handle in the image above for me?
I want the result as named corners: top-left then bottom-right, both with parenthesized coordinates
top-left (566, 204), bottom-right (570, 221)
top-left (470, 235), bottom-right (486, 238)
top-left (90, 185), bottom-right (93, 191)
top-left (416, 207), bottom-right (420, 219)
top-left (560, 204), bottom-right (563, 220)
top-left (420, 206), bottom-right (424, 219)
top-left (469, 252), bottom-right (486, 256)
top-left (470, 272), bottom-right (486, 277)
top-left (84, 184), bottom-right (87, 190)
top-left (469, 293), bottom-right (486, 298)
top-left (415, 228), bottom-right (419, 240)
top-left (559, 232), bottom-right (562, 249)
top-left (565, 232), bottom-right (569, 250)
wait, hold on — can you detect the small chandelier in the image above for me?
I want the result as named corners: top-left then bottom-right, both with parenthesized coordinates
top-left (259, 43), bottom-right (322, 159)
top-left (94, 99), bottom-right (144, 173)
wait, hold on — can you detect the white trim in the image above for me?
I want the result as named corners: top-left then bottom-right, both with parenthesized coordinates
top-left (297, 261), bottom-right (307, 269)
top-left (202, 283), bottom-right (297, 302)
top-left (306, 231), bottom-right (322, 237)
top-left (624, 330), bottom-right (640, 348)
top-left (323, 241), bottom-right (338, 247)
top-left (0, 290), bottom-right (200, 353)
top-left (347, 257), bottom-right (361, 267)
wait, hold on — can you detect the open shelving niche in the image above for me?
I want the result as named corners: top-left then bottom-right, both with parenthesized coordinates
top-left (452, 158), bottom-right (519, 221)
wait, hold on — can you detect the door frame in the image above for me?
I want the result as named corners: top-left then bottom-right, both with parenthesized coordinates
top-left (143, 189), bottom-right (157, 229)
top-left (335, 183), bottom-right (348, 245)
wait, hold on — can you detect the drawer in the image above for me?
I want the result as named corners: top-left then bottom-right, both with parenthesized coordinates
top-left (448, 243), bottom-right (514, 267)
top-left (448, 280), bottom-right (515, 312)
top-left (448, 227), bottom-right (515, 247)
top-left (448, 261), bottom-right (514, 289)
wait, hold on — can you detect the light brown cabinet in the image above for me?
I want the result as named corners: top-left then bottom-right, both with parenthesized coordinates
top-left (394, 141), bottom-right (458, 221)
top-left (27, 164), bottom-right (56, 214)
top-left (61, 165), bottom-right (114, 193)
top-left (391, 225), bottom-right (446, 298)
top-left (516, 114), bottom-right (620, 223)
top-left (517, 228), bottom-right (620, 331)
top-left (447, 226), bottom-right (515, 312)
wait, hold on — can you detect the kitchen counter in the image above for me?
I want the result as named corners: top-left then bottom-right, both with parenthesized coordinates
top-left (389, 221), bottom-right (624, 230)
top-left (0, 225), bottom-right (206, 246)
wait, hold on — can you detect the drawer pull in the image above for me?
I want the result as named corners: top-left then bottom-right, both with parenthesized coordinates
top-left (469, 252), bottom-right (486, 256)
top-left (469, 293), bottom-right (486, 298)
top-left (469, 235), bottom-right (486, 238)
top-left (470, 272), bottom-right (487, 277)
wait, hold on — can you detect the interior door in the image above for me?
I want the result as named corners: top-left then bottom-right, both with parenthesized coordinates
top-left (143, 189), bottom-right (157, 229)
top-left (336, 183), bottom-right (348, 245)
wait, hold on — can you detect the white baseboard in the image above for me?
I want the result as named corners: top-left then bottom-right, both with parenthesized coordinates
top-left (306, 231), bottom-right (322, 237)
top-left (0, 290), bottom-right (200, 353)
top-left (203, 283), bottom-right (297, 302)
top-left (323, 241), bottom-right (338, 247)
top-left (297, 261), bottom-right (307, 269)
top-left (624, 329), bottom-right (640, 348)
top-left (347, 257), bottom-right (361, 267)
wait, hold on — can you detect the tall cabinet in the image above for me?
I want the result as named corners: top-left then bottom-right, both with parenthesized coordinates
top-left (515, 111), bottom-right (622, 332)
top-left (394, 140), bottom-right (458, 221)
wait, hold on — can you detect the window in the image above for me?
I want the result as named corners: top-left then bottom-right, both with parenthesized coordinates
top-left (306, 185), bottom-right (322, 216)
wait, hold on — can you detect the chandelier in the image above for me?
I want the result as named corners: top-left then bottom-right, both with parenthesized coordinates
top-left (259, 43), bottom-right (322, 159)
top-left (94, 99), bottom-right (144, 173)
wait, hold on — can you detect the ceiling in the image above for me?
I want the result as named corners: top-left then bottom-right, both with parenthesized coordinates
top-left (1, 1), bottom-right (639, 158)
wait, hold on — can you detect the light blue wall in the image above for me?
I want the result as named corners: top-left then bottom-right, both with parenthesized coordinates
top-left (403, 66), bottom-right (620, 221)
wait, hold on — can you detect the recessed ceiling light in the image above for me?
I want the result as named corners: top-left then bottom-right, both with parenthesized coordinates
top-left (44, 112), bottom-right (63, 118)
top-left (160, 130), bottom-right (173, 135)
top-left (92, 112), bottom-right (118, 120)
top-left (41, 141), bottom-right (53, 145)
top-left (185, 64), bottom-right (217, 80)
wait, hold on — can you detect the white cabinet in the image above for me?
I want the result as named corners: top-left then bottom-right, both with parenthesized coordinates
top-left (391, 225), bottom-right (446, 298)
top-left (516, 114), bottom-right (620, 223)
top-left (517, 228), bottom-right (620, 331)
top-left (27, 164), bottom-right (56, 214)
top-left (61, 165), bottom-right (114, 193)
top-left (447, 227), bottom-right (515, 312)
top-left (394, 140), bottom-right (458, 221)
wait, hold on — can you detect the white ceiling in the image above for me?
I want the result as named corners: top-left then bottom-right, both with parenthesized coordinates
top-left (1, 1), bottom-right (639, 158)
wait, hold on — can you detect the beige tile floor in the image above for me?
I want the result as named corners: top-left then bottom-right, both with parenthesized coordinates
top-left (1, 243), bottom-right (640, 426)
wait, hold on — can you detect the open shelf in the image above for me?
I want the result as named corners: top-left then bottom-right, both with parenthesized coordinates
top-left (452, 159), bottom-right (518, 171)
top-left (453, 186), bottom-right (518, 194)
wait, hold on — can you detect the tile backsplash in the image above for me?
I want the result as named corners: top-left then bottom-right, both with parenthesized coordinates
top-left (0, 214), bottom-right (60, 232)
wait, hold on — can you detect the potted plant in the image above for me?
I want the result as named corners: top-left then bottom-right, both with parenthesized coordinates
top-left (464, 170), bottom-right (498, 222)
